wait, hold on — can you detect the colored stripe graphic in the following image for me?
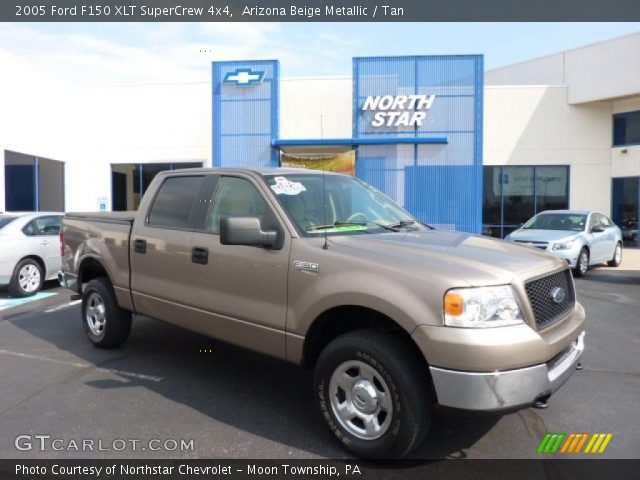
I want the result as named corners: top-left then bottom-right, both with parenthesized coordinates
top-left (540, 433), bottom-right (613, 454)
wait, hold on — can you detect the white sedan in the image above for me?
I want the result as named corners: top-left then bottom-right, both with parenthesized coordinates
top-left (0, 212), bottom-right (64, 297)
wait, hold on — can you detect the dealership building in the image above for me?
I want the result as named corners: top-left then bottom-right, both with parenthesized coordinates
top-left (1, 32), bottom-right (639, 244)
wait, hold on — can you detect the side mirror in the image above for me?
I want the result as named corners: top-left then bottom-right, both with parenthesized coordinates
top-left (220, 217), bottom-right (278, 248)
top-left (590, 225), bottom-right (605, 233)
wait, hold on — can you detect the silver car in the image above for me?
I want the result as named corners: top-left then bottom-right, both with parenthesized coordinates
top-left (0, 212), bottom-right (64, 296)
top-left (506, 210), bottom-right (623, 277)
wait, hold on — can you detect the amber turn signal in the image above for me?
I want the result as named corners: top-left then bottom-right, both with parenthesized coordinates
top-left (444, 292), bottom-right (464, 316)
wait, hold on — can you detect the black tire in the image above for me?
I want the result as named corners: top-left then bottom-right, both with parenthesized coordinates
top-left (573, 247), bottom-right (589, 277)
top-left (314, 329), bottom-right (432, 459)
top-left (8, 258), bottom-right (44, 297)
top-left (82, 278), bottom-right (132, 348)
top-left (607, 242), bottom-right (622, 267)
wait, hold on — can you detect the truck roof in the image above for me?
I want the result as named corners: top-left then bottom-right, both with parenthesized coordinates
top-left (165, 167), bottom-right (340, 176)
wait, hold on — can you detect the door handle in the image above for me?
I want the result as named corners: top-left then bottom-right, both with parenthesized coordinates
top-left (134, 239), bottom-right (147, 254)
top-left (40, 240), bottom-right (50, 245)
top-left (191, 246), bottom-right (208, 265)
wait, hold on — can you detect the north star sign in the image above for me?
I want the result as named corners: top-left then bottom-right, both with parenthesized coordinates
top-left (363, 94), bottom-right (436, 127)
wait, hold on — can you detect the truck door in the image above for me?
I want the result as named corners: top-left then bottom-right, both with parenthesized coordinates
top-left (129, 174), bottom-right (205, 320)
top-left (188, 174), bottom-right (290, 359)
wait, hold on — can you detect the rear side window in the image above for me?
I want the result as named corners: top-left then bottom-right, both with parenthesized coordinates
top-left (0, 215), bottom-right (17, 229)
top-left (22, 216), bottom-right (62, 236)
top-left (147, 176), bottom-right (204, 229)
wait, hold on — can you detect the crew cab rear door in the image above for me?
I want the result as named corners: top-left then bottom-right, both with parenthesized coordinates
top-left (187, 173), bottom-right (290, 359)
top-left (129, 174), bottom-right (206, 319)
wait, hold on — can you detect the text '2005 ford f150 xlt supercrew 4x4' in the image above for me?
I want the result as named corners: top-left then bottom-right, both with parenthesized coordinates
top-left (59, 168), bottom-right (585, 458)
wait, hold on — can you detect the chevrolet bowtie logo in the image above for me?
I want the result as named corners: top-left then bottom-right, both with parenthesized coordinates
top-left (222, 68), bottom-right (266, 86)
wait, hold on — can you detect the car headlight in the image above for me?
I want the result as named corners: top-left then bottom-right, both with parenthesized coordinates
top-left (444, 285), bottom-right (523, 328)
top-left (553, 239), bottom-right (576, 250)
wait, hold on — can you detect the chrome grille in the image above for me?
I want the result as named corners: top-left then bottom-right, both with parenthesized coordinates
top-left (525, 270), bottom-right (575, 330)
top-left (515, 240), bottom-right (548, 250)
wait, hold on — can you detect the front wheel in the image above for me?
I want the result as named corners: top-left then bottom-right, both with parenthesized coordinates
top-left (573, 247), bottom-right (589, 277)
top-left (314, 330), bottom-right (432, 458)
top-left (82, 278), bottom-right (132, 348)
top-left (607, 242), bottom-right (622, 267)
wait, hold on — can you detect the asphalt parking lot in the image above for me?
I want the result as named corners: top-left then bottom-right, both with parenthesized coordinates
top-left (0, 255), bottom-right (638, 460)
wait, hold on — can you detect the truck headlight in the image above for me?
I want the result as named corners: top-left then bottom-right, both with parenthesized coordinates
top-left (553, 239), bottom-right (576, 250)
top-left (444, 285), bottom-right (523, 327)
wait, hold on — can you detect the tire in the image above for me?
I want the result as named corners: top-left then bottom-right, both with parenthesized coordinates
top-left (607, 242), bottom-right (622, 267)
top-left (8, 258), bottom-right (44, 297)
top-left (314, 329), bottom-right (432, 459)
top-left (82, 277), bottom-right (132, 348)
top-left (573, 247), bottom-right (589, 277)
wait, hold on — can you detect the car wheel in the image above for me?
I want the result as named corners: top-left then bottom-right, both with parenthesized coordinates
top-left (573, 247), bottom-right (589, 277)
top-left (82, 277), bottom-right (132, 348)
top-left (607, 242), bottom-right (622, 267)
top-left (314, 329), bottom-right (431, 458)
top-left (8, 258), bottom-right (44, 297)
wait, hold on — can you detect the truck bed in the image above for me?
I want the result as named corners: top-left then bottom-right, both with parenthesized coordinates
top-left (65, 211), bottom-right (136, 225)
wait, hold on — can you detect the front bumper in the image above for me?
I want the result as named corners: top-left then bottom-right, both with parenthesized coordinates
top-left (429, 331), bottom-right (585, 411)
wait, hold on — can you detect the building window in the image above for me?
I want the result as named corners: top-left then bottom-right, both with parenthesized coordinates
top-left (613, 110), bottom-right (640, 147)
top-left (483, 165), bottom-right (569, 238)
top-left (111, 162), bottom-right (203, 211)
top-left (612, 177), bottom-right (639, 247)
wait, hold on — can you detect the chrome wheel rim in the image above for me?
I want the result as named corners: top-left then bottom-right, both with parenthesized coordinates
top-left (579, 252), bottom-right (588, 274)
top-left (18, 264), bottom-right (41, 293)
top-left (614, 245), bottom-right (622, 264)
top-left (329, 360), bottom-right (393, 440)
top-left (86, 292), bottom-right (106, 336)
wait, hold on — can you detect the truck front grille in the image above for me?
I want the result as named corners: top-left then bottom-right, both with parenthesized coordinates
top-left (525, 269), bottom-right (575, 330)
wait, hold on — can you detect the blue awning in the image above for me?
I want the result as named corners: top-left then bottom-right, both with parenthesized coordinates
top-left (272, 137), bottom-right (448, 147)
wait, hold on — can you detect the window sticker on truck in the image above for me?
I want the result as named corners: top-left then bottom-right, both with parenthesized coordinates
top-left (269, 176), bottom-right (307, 195)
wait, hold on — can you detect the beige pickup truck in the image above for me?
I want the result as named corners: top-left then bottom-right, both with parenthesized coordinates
top-left (59, 168), bottom-right (585, 458)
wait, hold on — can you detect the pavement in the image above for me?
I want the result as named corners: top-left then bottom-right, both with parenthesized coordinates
top-left (0, 254), bottom-right (638, 459)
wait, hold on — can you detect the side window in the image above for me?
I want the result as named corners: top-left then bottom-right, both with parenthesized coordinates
top-left (22, 216), bottom-right (61, 236)
top-left (206, 177), bottom-right (271, 234)
top-left (147, 176), bottom-right (204, 229)
top-left (22, 220), bottom-right (38, 236)
top-left (588, 214), bottom-right (598, 231)
top-left (601, 215), bottom-right (613, 228)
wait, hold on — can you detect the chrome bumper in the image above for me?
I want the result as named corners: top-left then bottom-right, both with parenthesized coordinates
top-left (429, 331), bottom-right (585, 411)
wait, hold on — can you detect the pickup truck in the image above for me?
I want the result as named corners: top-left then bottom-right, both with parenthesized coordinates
top-left (60, 168), bottom-right (586, 458)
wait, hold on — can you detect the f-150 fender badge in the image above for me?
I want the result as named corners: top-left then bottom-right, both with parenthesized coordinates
top-left (293, 260), bottom-right (319, 273)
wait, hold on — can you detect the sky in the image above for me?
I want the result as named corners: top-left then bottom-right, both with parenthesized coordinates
top-left (1, 22), bottom-right (639, 84)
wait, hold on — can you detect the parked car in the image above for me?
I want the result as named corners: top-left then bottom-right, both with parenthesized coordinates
top-left (621, 219), bottom-right (638, 246)
top-left (0, 212), bottom-right (64, 297)
top-left (506, 210), bottom-right (622, 277)
top-left (60, 169), bottom-right (585, 458)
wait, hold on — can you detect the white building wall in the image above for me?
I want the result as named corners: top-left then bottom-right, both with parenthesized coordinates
top-left (486, 33), bottom-right (640, 104)
top-left (484, 85), bottom-right (613, 214)
top-left (280, 77), bottom-right (352, 139)
top-left (611, 96), bottom-right (640, 179)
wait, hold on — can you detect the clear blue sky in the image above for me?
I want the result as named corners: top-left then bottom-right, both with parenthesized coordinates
top-left (2, 22), bottom-right (638, 83)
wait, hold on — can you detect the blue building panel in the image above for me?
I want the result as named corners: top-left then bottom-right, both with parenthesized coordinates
top-left (213, 60), bottom-right (279, 168)
top-left (353, 55), bottom-right (483, 233)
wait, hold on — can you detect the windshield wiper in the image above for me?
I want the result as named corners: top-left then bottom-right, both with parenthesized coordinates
top-left (387, 219), bottom-right (422, 230)
top-left (306, 221), bottom-right (398, 232)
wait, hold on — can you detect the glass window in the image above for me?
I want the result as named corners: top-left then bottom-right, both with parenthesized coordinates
top-left (22, 216), bottom-right (62, 236)
top-left (265, 174), bottom-right (425, 237)
top-left (613, 110), bottom-right (640, 146)
top-left (535, 166), bottom-right (569, 213)
top-left (0, 215), bottom-right (18, 229)
top-left (483, 165), bottom-right (570, 238)
top-left (206, 177), bottom-right (271, 234)
top-left (523, 213), bottom-right (587, 232)
top-left (147, 176), bottom-right (203, 228)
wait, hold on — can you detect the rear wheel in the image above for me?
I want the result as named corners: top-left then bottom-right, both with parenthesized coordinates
top-left (573, 247), bottom-right (589, 277)
top-left (313, 330), bottom-right (431, 458)
top-left (8, 258), bottom-right (43, 297)
top-left (82, 278), bottom-right (132, 348)
top-left (607, 242), bottom-right (622, 267)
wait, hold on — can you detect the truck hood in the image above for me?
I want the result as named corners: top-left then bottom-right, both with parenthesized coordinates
top-left (508, 229), bottom-right (580, 243)
top-left (330, 229), bottom-right (565, 286)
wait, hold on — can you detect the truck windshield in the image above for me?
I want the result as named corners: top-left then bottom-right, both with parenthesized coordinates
top-left (522, 213), bottom-right (587, 232)
top-left (264, 174), bottom-right (425, 236)
top-left (0, 215), bottom-right (18, 230)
